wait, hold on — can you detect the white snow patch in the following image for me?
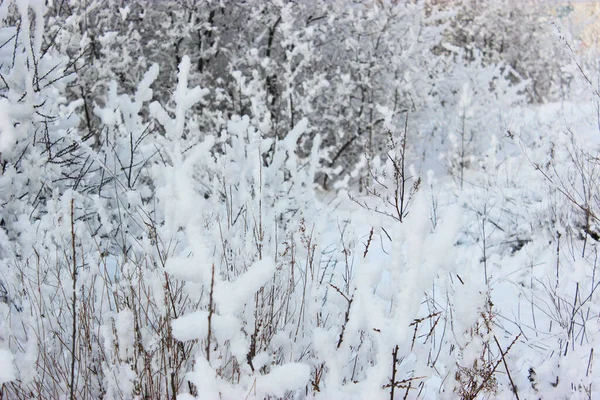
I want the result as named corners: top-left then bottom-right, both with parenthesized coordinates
top-left (254, 363), bottom-right (311, 397)
top-left (214, 258), bottom-right (277, 315)
top-left (0, 349), bottom-right (15, 384)
top-left (172, 311), bottom-right (241, 342)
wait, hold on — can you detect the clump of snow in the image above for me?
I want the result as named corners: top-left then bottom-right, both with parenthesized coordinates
top-left (115, 309), bottom-right (134, 360)
top-left (0, 349), bottom-right (15, 384)
top-left (0, 100), bottom-right (16, 155)
top-left (171, 311), bottom-right (241, 343)
top-left (254, 363), bottom-right (311, 398)
top-left (214, 258), bottom-right (277, 315)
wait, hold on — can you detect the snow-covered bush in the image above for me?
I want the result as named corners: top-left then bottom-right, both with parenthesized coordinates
top-left (439, 0), bottom-right (571, 103)
top-left (42, 0), bottom-right (554, 188)
top-left (2, 1), bottom-right (600, 399)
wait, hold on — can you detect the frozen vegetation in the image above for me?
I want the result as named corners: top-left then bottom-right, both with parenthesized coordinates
top-left (0, 0), bottom-right (599, 398)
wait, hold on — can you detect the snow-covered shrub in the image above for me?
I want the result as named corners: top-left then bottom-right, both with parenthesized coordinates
top-left (147, 55), bottom-right (324, 398)
top-left (439, 0), bottom-right (571, 103)
top-left (2, 1), bottom-right (600, 400)
top-left (432, 52), bottom-right (527, 186)
top-left (42, 0), bottom-right (547, 189)
top-left (0, 1), bottom-right (108, 397)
